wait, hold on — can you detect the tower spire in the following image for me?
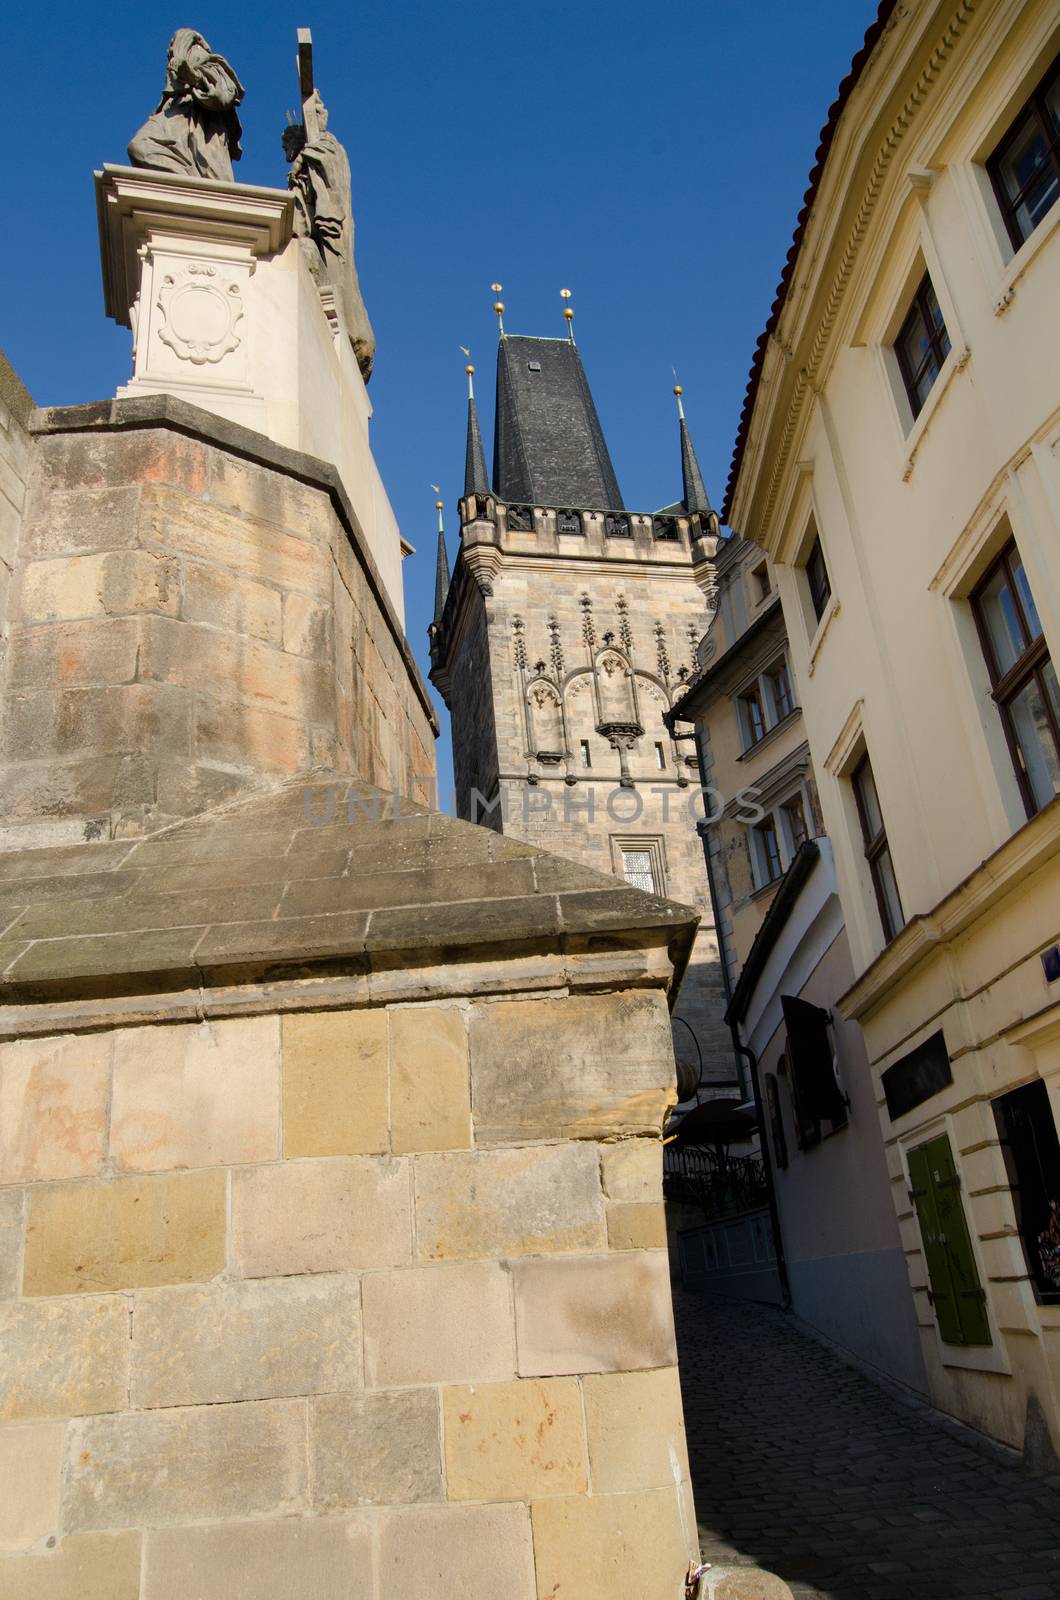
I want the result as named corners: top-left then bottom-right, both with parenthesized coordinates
top-left (431, 492), bottom-right (451, 623)
top-left (463, 361), bottom-right (490, 498)
top-left (673, 384), bottom-right (716, 523)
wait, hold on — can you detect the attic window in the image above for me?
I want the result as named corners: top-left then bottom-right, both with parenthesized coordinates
top-left (527, 361), bottom-right (542, 372)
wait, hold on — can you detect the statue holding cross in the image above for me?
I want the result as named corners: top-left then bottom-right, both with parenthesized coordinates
top-left (282, 29), bottom-right (376, 383)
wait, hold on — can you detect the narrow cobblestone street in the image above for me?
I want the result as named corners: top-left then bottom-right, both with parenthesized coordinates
top-left (675, 1291), bottom-right (1060, 1600)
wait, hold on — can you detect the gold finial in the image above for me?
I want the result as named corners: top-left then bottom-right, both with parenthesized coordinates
top-left (490, 284), bottom-right (505, 335)
top-left (431, 485), bottom-right (444, 531)
top-left (672, 373), bottom-right (685, 421)
top-left (560, 287), bottom-right (574, 342)
top-left (460, 347), bottom-right (476, 398)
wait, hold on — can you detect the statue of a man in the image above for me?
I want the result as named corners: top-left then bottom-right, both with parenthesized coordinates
top-left (282, 93), bottom-right (376, 383)
top-left (129, 30), bottom-right (244, 182)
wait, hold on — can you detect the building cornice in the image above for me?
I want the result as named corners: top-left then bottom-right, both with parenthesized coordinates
top-left (727, 0), bottom-right (980, 544)
top-left (838, 796), bottom-right (1060, 1024)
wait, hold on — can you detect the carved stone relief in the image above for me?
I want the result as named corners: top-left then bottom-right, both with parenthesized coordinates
top-left (157, 263), bottom-right (244, 365)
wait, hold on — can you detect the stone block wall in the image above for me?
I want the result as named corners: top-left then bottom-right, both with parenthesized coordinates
top-left (0, 404), bottom-right (436, 843)
top-left (0, 990), bottom-right (698, 1599)
top-left (0, 354), bottom-right (33, 672)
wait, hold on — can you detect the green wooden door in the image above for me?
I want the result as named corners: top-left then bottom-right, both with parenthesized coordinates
top-left (908, 1134), bottom-right (992, 1347)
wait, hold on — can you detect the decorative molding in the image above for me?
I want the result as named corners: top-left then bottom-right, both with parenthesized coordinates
top-left (753, 1), bottom-right (979, 541)
top-left (157, 263), bottom-right (244, 365)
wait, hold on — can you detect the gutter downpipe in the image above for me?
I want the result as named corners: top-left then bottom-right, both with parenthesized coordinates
top-left (681, 721), bottom-right (792, 1311)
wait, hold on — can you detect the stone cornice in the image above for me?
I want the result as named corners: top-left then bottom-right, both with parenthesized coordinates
top-left (838, 795), bottom-right (1060, 1023)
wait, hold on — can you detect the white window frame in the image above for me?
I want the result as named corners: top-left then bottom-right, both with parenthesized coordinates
top-left (735, 651), bottom-right (798, 753)
top-left (611, 834), bottom-right (667, 896)
top-left (746, 780), bottom-right (816, 892)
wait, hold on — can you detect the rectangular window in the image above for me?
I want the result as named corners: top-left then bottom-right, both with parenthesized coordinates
top-left (994, 1080), bottom-right (1060, 1304)
top-left (620, 848), bottom-right (657, 894)
top-left (751, 559), bottom-right (771, 603)
top-left (908, 1134), bottom-right (992, 1347)
top-left (768, 660), bottom-right (794, 721)
top-left (654, 741), bottom-right (665, 770)
top-left (895, 273), bottom-right (952, 420)
top-left (805, 535), bottom-right (832, 625)
top-left (579, 739), bottom-right (592, 769)
top-left (852, 754), bottom-right (904, 943)
top-left (972, 540), bottom-right (1060, 817)
top-left (987, 54), bottom-right (1060, 250)
top-left (782, 793), bottom-right (809, 852)
top-left (740, 684), bottom-right (767, 748)
top-left (753, 816), bottom-right (783, 887)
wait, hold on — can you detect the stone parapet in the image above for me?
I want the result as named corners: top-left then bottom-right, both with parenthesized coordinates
top-left (0, 402), bottom-right (436, 845)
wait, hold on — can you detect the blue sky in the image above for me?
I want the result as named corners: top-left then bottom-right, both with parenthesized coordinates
top-left (6, 1), bottom-right (874, 796)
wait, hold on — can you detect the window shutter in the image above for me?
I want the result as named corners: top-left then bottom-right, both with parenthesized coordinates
top-left (908, 1135), bottom-right (992, 1347)
top-left (781, 995), bottom-right (845, 1123)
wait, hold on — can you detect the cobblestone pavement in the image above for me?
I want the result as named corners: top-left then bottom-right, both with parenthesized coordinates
top-left (674, 1290), bottom-right (1060, 1600)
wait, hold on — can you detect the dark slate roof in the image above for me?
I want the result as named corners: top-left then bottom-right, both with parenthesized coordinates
top-left (433, 526), bottom-right (451, 624)
top-left (679, 417), bottom-right (713, 517)
top-left (722, 0), bottom-right (897, 520)
top-left (464, 391), bottom-right (490, 498)
top-left (0, 774), bottom-right (697, 1003)
top-left (492, 335), bottom-right (624, 510)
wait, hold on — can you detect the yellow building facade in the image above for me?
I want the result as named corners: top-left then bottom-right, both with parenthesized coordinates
top-left (726, 0), bottom-right (1060, 1456)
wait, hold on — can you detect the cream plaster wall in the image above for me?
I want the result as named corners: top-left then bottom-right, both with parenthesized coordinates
top-left (728, 0), bottom-right (1060, 1452)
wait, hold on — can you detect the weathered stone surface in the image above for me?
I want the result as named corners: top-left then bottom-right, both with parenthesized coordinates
top-left (6, 618), bottom-right (140, 692)
top-left (709, 1569), bottom-right (795, 1600)
top-left (20, 552), bottom-right (180, 622)
top-left (63, 1400), bottom-right (307, 1530)
top-left (469, 991), bottom-right (675, 1144)
top-left (362, 1262), bottom-right (516, 1386)
top-left (181, 562), bottom-right (282, 644)
top-left (378, 1504), bottom-right (535, 1600)
top-left (143, 1518), bottom-right (373, 1600)
top-left (600, 1138), bottom-right (661, 1203)
top-left (138, 615), bottom-right (330, 722)
top-left (282, 593), bottom-right (330, 657)
top-left (0, 1188), bottom-right (24, 1296)
top-left (390, 1006), bottom-right (471, 1154)
top-left (282, 1009), bottom-right (388, 1157)
top-left (193, 696), bottom-right (311, 774)
top-left (23, 484), bottom-right (141, 558)
top-left (0, 1295), bottom-right (129, 1420)
top-left (513, 1253), bottom-right (677, 1375)
top-left (312, 1387), bottom-right (442, 1508)
top-left (110, 1016), bottom-right (280, 1172)
top-left (531, 1489), bottom-right (692, 1600)
top-left (140, 483), bottom-right (329, 595)
top-left (583, 1367), bottom-right (690, 1493)
top-left (413, 1144), bottom-right (605, 1261)
top-left (443, 1378), bottom-right (586, 1501)
top-left (0, 1033), bottom-right (110, 1183)
top-left (606, 1201), bottom-right (667, 1250)
top-left (0, 1532), bottom-right (141, 1599)
top-left (23, 1170), bottom-right (226, 1295)
top-left (0, 1422), bottom-right (64, 1550)
top-left (232, 1158), bottom-right (410, 1277)
top-left (132, 1276), bottom-right (361, 1408)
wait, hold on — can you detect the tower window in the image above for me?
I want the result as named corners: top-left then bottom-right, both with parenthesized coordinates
top-left (527, 360), bottom-right (542, 372)
top-left (894, 273), bottom-right (951, 420)
top-left (987, 54), bottom-right (1060, 251)
top-left (654, 742), bottom-right (665, 769)
top-left (620, 849), bottom-right (657, 894)
top-left (580, 739), bottom-right (592, 768)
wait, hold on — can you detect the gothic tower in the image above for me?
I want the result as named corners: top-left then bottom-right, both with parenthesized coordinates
top-left (430, 318), bottom-right (733, 1080)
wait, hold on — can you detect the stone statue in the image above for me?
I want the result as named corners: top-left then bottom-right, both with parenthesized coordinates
top-left (282, 92), bottom-right (376, 383)
top-left (129, 29), bottom-right (244, 182)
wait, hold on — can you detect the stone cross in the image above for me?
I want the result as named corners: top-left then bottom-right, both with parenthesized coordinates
top-left (297, 29), bottom-right (322, 143)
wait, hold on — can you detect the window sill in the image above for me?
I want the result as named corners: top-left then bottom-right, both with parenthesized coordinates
top-left (736, 706), bottom-right (802, 762)
top-left (901, 342), bottom-right (970, 482)
top-left (992, 200), bottom-right (1059, 315)
top-left (806, 599), bottom-right (841, 679)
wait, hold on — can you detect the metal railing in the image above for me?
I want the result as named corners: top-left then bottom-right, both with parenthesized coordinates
top-left (663, 1145), bottom-right (769, 1220)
